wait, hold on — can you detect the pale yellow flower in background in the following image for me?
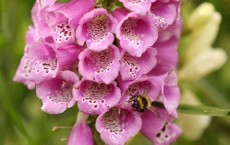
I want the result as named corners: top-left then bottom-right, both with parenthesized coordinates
top-left (179, 48), bottom-right (226, 81)
top-left (178, 2), bottom-right (227, 140)
top-left (179, 2), bottom-right (227, 82)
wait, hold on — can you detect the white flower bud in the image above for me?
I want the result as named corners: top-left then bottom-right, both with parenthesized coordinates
top-left (179, 48), bottom-right (227, 81)
top-left (185, 12), bottom-right (221, 61)
top-left (188, 2), bottom-right (215, 30)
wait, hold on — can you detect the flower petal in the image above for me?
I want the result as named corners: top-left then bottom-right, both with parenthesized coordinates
top-left (36, 0), bottom-right (56, 10)
top-left (115, 11), bottom-right (158, 57)
top-left (78, 45), bottom-right (121, 84)
top-left (120, 47), bottom-right (157, 81)
top-left (151, 0), bottom-right (179, 30)
top-left (162, 71), bottom-right (180, 117)
top-left (14, 43), bottom-right (59, 87)
top-left (76, 8), bottom-right (118, 51)
top-left (68, 122), bottom-right (94, 145)
top-left (96, 107), bottom-right (142, 145)
top-left (52, 23), bottom-right (75, 47)
top-left (141, 109), bottom-right (182, 145)
top-left (154, 36), bottom-right (179, 68)
top-left (53, 0), bottom-right (95, 27)
top-left (56, 44), bottom-right (83, 70)
top-left (118, 74), bottom-right (164, 109)
top-left (73, 80), bottom-right (121, 115)
top-left (36, 71), bottom-right (78, 114)
top-left (119, 0), bottom-right (156, 15)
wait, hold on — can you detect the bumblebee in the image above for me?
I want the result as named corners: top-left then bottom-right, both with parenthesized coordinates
top-left (129, 94), bottom-right (151, 112)
top-left (128, 87), bottom-right (165, 112)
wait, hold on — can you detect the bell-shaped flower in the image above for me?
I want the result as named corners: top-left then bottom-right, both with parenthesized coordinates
top-left (76, 8), bottom-right (118, 51)
top-left (141, 109), bottom-right (181, 145)
top-left (51, 0), bottom-right (95, 27)
top-left (118, 75), bottom-right (164, 109)
top-left (25, 26), bottom-right (40, 45)
top-left (13, 55), bottom-right (37, 89)
top-left (32, 0), bottom-right (95, 46)
top-left (96, 107), bottom-right (142, 145)
top-left (14, 43), bottom-right (59, 89)
top-left (119, 0), bottom-right (156, 15)
top-left (73, 80), bottom-right (121, 115)
top-left (32, 2), bottom-right (67, 41)
top-left (119, 47), bottom-right (157, 81)
top-left (113, 8), bottom-right (158, 57)
top-left (55, 44), bottom-right (83, 70)
top-left (68, 112), bottom-right (94, 145)
top-left (155, 36), bottom-right (179, 68)
top-left (150, 0), bottom-right (179, 30)
top-left (78, 45), bottom-right (121, 84)
top-left (148, 63), bottom-right (180, 117)
top-left (36, 71), bottom-right (78, 114)
top-left (161, 70), bottom-right (180, 117)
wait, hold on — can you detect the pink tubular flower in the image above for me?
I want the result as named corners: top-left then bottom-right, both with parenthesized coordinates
top-left (36, 71), bottom-right (78, 114)
top-left (150, 0), bottom-right (179, 30)
top-left (51, 0), bottom-right (95, 27)
top-left (154, 36), bottom-right (179, 68)
top-left (68, 112), bottom-right (94, 145)
top-left (96, 107), bottom-right (142, 145)
top-left (148, 64), bottom-right (180, 117)
top-left (55, 44), bottom-right (83, 70)
top-left (14, 43), bottom-right (58, 89)
top-left (161, 70), bottom-right (180, 117)
top-left (114, 8), bottom-right (158, 57)
top-left (119, 47), bottom-right (157, 81)
top-left (118, 75), bottom-right (164, 109)
top-left (76, 8), bottom-right (118, 51)
top-left (141, 109), bottom-right (181, 145)
top-left (78, 45), bottom-right (121, 84)
top-left (73, 80), bottom-right (121, 115)
top-left (119, 0), bottom-right (156, 15)
top-left (26, 26), bottom-right (40, 45)
top-left (32, 0), bottom-right (95, 47)
top-left (13, 56), bottom-right (37, 89)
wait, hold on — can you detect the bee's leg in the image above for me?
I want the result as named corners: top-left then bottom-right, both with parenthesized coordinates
top-left (128, 95), bottom-right (137, 102)
top-left (148, 106), bottom-right (157, 113)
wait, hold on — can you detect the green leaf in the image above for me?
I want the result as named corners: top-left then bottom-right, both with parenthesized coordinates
top-left (96, 0), bottom-right (123, 12)
top-left (0, 72), bottom-right (32, 143)
top-left (192, 79), bottom-right (230, 108)
top-left (178, 104), bottom-right (230, 117)
top-left (57, 0), bottom-right (71, 2)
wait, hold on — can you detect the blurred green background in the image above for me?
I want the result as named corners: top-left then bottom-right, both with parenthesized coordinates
top-left (0, 0), bottom-right (230, 145)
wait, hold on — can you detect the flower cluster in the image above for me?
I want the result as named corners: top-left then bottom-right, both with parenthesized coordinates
top-left (14, 0), bottom-right (182, 144)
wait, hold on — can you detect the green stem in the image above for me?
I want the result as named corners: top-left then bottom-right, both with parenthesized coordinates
top-left (178, 104), bottom-right (230, 117)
